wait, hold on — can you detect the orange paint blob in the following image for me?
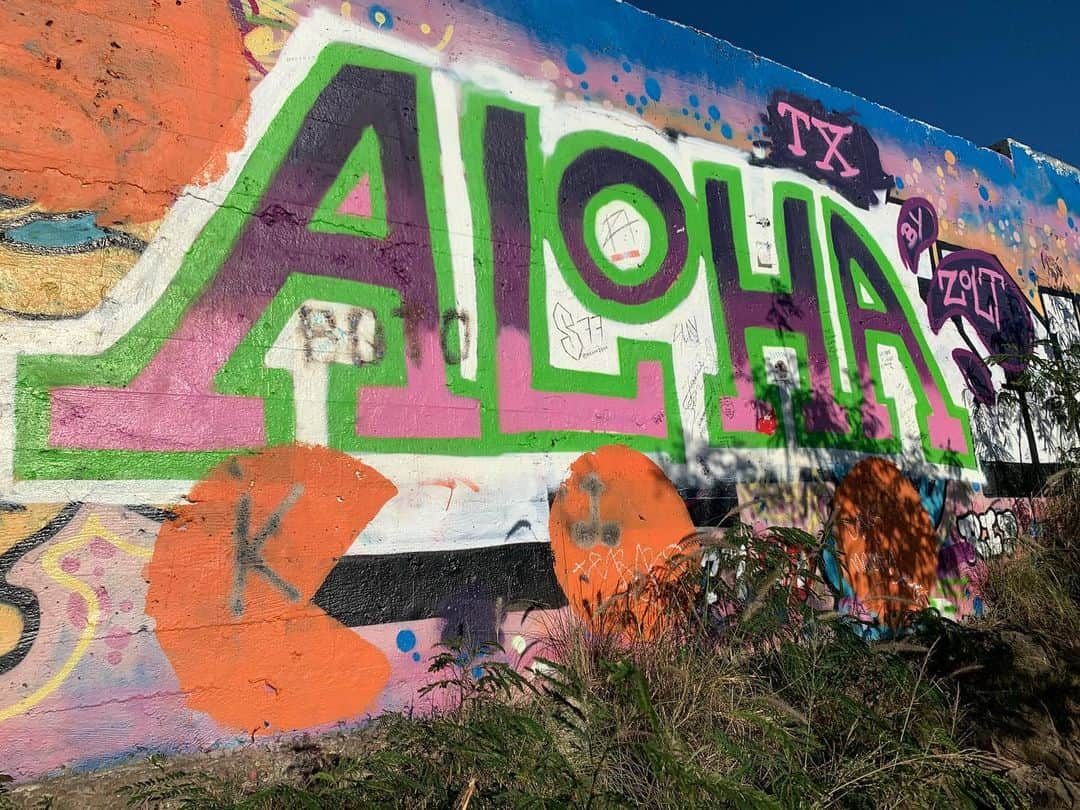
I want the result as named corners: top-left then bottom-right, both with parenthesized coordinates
top-left (146, 445), bottom-right (395, 733)
top-left (833, 458), bottom-right (937, 625)
top-left (549, 445), bottom-right (695, 634)
top-left (0, 0), bottom-right (249, 224)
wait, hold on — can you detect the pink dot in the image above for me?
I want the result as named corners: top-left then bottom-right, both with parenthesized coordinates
top-left (106, 650), bottom-right (122, 666)
top-left (104, 627), bottom-right (131, 650)
top-left (60, 556), bottom-right (80, 574)
top-left (95, 585), bottom-right (111, 614)
top-left (89, 538), bottom-right (116, 559)
top-left (120, 600), bottom-right (133, 613)
top-left (67, 593), bottom-right (88, 629)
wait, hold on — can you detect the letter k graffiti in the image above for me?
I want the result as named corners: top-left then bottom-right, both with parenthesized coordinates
top-left (230, 484), bottom-right (305, 615)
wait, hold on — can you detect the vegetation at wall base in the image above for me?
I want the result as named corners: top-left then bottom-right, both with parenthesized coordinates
top-left (3, 447), bottom-right (1078, 808)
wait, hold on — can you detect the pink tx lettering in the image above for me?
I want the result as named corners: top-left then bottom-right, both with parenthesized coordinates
top-left (776, 101), bottom-right (812, 156)
top-left (776, 102), bottom-right (860, 178)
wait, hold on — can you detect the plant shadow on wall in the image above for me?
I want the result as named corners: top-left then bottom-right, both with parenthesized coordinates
top-left (111, 509), bottom-right (1048, 810)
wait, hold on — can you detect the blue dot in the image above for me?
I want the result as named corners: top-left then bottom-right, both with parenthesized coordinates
top-left (704, 122), bottom-right (712, 131)
top-left (1069, 216), bottom-right (1076, 229)
top-left (978, 185), bottom-right (989, 201)
top-left (580, 80), bottom-right (589, 90)
top-left (644, 77), bottom-right (661, 102)
top-left (368, 5), bottom-right (393, 28)
top-left (688, 94), bottom-right (699, 108)
top-left (625, 93), bottom-right (636, 106)
top-left (681, 107), bottom-right (689, 116)
top-left (622, 61), bottom-right (632, 72)
top-left (412, 651), bottom-right (421, 662)
top-left (973, 596), bottom-right (984, 617)
top-left (611, 74), bottom-right (619, 83)
top-left (1029, 289), bottom-right (1035, 298)
top-left (396, 629), bottom-right (416, 653)
top-left (636, 106), bottom-right (644, 114)
top-left (707, 105), bottom-right (720, 121)
top-left (894, 176), bottom-right (905, 189)
top-left (565, 51), bottom-right (587, 75)
top-left (720, 123), bottom-right (733, 139)
top-left (583, 95), bottom-right (591, 101)
top-left (471, 667), bottom-right (484, 679)
top-left (693, 111), bottom-right (701, 120)
top-left (1028, 269), bottom-right (1037, 282)
top-left (639, 94), bottom-right (648, 105)
top-left (972, 482), bottom-right (981, 492)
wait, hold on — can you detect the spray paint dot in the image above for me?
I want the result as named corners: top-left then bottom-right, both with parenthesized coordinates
top-left (707, 104), bottom-right (720, 121)
top-left (395, 629), bottom-right (416, 652)
top-left (565, 51), bottom-right (587, 75)
top-left (625, 93), bottom-right (636, 106)
top-left (894, 176), bottom-right (905, 189)
top-left (511, 635), bottom-right (527, 654)
top-left (704, 122), bottom-right (712, 131)
top-left (720, 123), bottom-right (732, 139)
top-left (368, 5), bottom-right (393, 28)
top-left (471, 666), bottom-right (484, 679)
top-left (1028, 269), bottom-right (1037, 282)
top-left (639, 94), bottom-right (648, 105)
top-left (693, 111), bottom-right (701, 121)
top-left (681, 107), bottom-right (689, 116)
top-left (636, 106), bottom-right (644, 114)
top-left (420, 22), bottom-right (431, 34)
top-left (644, 76), bottom-right (661, 102)
top-left (688, 94), bottom-right (699, 108)
top-left (412, 651), bottom-right (421, 662)
top-left (978, 185), bottom-right (989, 201)
top-left (580, 80), bottom-right (589, 90)
top-left (622, 61), bottom-right (632, 72)
top-left (611, 74), bottom-right (619, 83)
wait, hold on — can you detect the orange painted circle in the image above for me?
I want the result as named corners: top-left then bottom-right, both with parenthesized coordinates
top-left (0, 0), bottom-right (249, 223)
top-left (549, 445), bottom-right (695, 635)
top-left (0, 604), bottom-right (22, 658)
top-left (146, 445), bottom-right (396, 733)
top-left (833, 458), bottom-right (937, 625)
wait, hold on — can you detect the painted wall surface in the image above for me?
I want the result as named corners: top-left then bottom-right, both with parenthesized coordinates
top-left (1, 0), bottom-right (1078, 780)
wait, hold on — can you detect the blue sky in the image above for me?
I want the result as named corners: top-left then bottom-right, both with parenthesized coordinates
top-left (625, 0), bottom-right (1080, 168)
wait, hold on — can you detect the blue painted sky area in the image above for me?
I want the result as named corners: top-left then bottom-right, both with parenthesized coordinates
top-left (624, 0), bottom-right (1080, 168)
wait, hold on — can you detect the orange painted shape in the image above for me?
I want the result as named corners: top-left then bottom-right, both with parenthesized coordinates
top-left (0, 0), bottom-right (249, 224)
top-left (146, 445), bottom-right (396, 733)
top-left (833, 458), bottom-right (938, 625)
top-left (549, 445), bottom-right (695, 631)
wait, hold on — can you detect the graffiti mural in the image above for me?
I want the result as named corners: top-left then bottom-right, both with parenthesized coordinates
top-left (0, 0), bottom-right (1077, 782)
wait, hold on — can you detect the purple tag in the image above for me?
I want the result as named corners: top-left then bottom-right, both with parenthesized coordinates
top-left (896, 197), bottom-right (938, 273)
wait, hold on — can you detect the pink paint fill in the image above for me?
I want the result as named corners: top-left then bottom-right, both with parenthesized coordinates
top-left (338, 175), bottom-right (373, 218)
top-left (496, 330), bottom-right (667, 438)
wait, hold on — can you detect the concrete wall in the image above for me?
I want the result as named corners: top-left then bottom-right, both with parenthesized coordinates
top-left (1, 0), bottom-right (1078, 780)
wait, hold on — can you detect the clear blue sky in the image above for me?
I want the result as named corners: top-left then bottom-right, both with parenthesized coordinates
top-left (626, 0), bottom-right (1080, 168)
